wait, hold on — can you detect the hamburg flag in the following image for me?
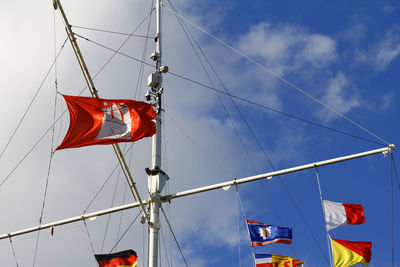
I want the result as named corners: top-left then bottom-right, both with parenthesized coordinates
top-left (57, 95), bottom-right (156, 150)
top-left (330, 237), bottom-right (371, 267)
top-left (323, 200), bottom-right (366, 231)
top-left (255, 254), bottom-right (305, 267)
top-left (95, 249), bottom-right (137, 267)
top-left (247, 220), bottom-right (292, 246)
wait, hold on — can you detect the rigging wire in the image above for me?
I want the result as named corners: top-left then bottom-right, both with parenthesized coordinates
top-left (390, 153), bottom-right (400, 191)
top-left (235, 186), bottom-right (242, 267)
top-left (108, 211), bottom-right (141, 254)
top-left (74, 31), bottom-right (385, 147)
top-left (390, 152), bottom-right (394, 267)
top-left (159, 227), bottom-right (172, 267)
top-left (115, 143), bottom-right (135, 252)
top-left (166, 1), bottom-right (304, 262)
top-left (162, 5), bottom-right (390, 146)
top-left (8, 236), bottom-right (20, 267)
top-left (74, 33), bottom-right (155, 69)
top-left (101, 164), bottom-right (122, 253)
top-left (166, 0), bottom-right (258, 172)
top-left (235, 186), bottom-right (256, 266)
top-left (0, 37), bottom-right (68, 162)
top-left (160, 205), bottom-right (189, 267)
top-left (165, 2), bottom-right (326, 262)
top-left (315, 167), bottom-right (334, 267)
top-left (0, 9), bottom-right (157, 189)
top-left (115, 177), bottom-right (129, 252)
top-left (32, 16), bottom-right (61, 266)
top-left (134, 0), bottom-right (155, 100)
top-left (83, 143), bottom-right (134, 214)
top-left (161, 106), bottom-right (173, 267)
top-left (166, 72), bottom-right (386, 147)
top-left (163, 110), bottom-right (234, 178)
top-left (82, 219), bottom-right (97, 257)
top-left (71, 25), bottom-right (155, 39)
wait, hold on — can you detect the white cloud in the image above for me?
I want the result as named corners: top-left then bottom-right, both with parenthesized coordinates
top-left (319, 72), bottom-right (360, 122)
top-left (236, 22), bottom-right (337, 75)
top-left (372, 30), bottom-right (400, 70)
top-left (355, 29), bottom-right (400, 71)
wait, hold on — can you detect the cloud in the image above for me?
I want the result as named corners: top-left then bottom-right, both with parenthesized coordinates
top-left (372, 30), bottom-right (400, 71)
top-left (318, 72), bottom-right (360, 122)
top-left (355, 28), bottom-right (400, 71)
top-left (236, 22), bottom-right (337, 75)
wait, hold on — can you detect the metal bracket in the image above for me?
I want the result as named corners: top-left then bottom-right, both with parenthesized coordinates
top-left (145, 166), bottom-right (169, 180)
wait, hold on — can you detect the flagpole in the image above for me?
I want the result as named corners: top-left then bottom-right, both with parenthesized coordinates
top-left (52, 0), bottom-right (150, 223)
top-left (315, 167), bottom-right (333, 267)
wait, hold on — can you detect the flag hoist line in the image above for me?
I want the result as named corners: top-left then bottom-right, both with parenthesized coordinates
top-left (0, 145), bottom-right (394, 242)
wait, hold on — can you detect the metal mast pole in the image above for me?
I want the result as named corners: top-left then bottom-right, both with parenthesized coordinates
top-left (148, 0), bottom-right (166, 266)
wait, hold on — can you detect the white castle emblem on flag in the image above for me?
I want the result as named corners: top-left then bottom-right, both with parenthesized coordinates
top-left (96, 102), bottom-right (132, 140)
top-left (258, 226), bottom-right (271, 240)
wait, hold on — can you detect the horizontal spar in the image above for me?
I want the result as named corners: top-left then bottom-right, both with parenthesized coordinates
top-left (161, 145), bottom-right (395, 202)
top-left (0, 145), bottom-right (394, 240)
top-left (0, 200), bottom-right (146, 240)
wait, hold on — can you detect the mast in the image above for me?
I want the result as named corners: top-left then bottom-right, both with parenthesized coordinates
top-left (147, 0), bottom-right (167, 266)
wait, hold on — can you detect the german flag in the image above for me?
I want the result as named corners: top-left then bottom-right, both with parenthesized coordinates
top-left (95, 250), bottom-right (137, 267)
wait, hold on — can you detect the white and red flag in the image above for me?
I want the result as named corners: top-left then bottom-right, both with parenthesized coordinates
top-left (57, 95), bottom-right (156, 150)
top-left (323, 200), bottom-right (366, 231)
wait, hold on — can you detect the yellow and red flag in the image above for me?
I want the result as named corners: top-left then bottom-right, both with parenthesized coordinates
top-left (330, 237), bottom-right (371, 267)
top-left (95, 249), bottom-right (137, 267)
top-left (57, 95), bottom-right (156, 150)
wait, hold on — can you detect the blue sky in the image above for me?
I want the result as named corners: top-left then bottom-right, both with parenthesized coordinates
top-left (0, 0), bottom-right (399, 266)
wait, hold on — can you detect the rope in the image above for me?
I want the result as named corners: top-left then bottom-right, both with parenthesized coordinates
top-left (71, 25), bottom-right (155, 39)
top-left (162, 5), bottom-right (390, 146)
top-left (8, 236), bottom-right (20, 267)
top-left (314, 167), bottom-right (333, 267)
top-left (0, 37), bottom-right (67, 161)
top-left (160, 205), bottom-right (189, 267)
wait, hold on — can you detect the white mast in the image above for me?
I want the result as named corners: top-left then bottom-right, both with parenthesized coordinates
top-left (147, 0), bottom-right (167, 266)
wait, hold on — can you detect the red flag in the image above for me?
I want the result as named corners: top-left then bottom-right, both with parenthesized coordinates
top-left (57, 95), bottom-right (156, 150)
top-left (95, 249), bottom-right (137, 267)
